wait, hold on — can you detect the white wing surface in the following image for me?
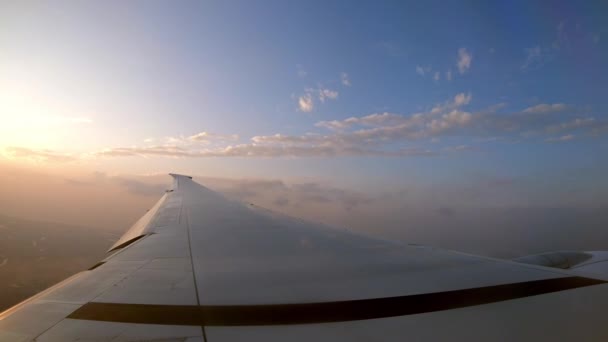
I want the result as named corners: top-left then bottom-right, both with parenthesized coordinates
top-left (1, 174), bottom-right (607, 341)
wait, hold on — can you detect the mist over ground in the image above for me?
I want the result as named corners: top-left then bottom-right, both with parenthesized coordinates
top-left (1, 163), bottom-right (607, 311)
top-left (0, 215), bottom-right (118, 311)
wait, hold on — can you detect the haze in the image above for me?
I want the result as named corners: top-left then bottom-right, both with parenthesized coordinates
top-left (1, 1), bottom-right (607, 311)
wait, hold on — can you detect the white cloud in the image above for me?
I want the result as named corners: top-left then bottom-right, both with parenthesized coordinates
top-left (316, 113), bottom-right (405, 131)
top-left (298, 93), bottom-right (314, 112)
top-left (319, 88), bottom-right (339, 102)
top-left (416, 65), bottom-right (431, 76)
top-left (341, 72), bottom-right (351, 86)
top-left (315, 93), bottom-right (474, 141)
top-left (314, 120), bottom-right (350, 131)
top-left (446, 70), bottom-right (452, 81)
top-left (457, 48), bottom-right (472, 74)
top-left (545, 118), bottom-right (595, 134)
top-left (521, 46), bottom-right (543, 70)
top-left (95, 142), bottom-right (436, 159)
top-left (484, 103), bottom-right (508, 112)
top-left (312, 97), bottom-right (603, 146)
top-left (453, 92), bottom-right (472, 107)
top-left (546, 134), bottom-right (574, 142)
top-left (444, 110), bottom-right (472, 125)
top-left (26, 94), bottom-right (600, 162)
top-left (522, 103), bottom-right (567, 113)
top-left (297, 85), bottom-right (338, 111)
top-left (433, 72), bottom-right (440, 81)
top-left (188, 132), bottom-right (239, 143)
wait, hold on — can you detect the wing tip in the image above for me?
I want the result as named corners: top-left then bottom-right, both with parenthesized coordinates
top-left (169, 173), bottom-right (193, 180)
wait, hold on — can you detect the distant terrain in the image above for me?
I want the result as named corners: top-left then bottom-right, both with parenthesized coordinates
top-left (0, 215), bottom-right (119, 312)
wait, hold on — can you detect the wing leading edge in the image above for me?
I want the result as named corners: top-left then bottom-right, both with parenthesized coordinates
top-left (1, 174), bottom-right (607, 341)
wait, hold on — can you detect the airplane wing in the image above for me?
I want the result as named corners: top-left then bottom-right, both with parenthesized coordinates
top-left (1, 173), bottom-right (608, 341)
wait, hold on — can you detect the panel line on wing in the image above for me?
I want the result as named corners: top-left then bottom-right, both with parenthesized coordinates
top-left (183, 201), bottom-right (208, 341)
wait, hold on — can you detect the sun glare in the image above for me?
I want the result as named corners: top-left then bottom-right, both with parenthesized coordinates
top-left (0, 84), bottom-right (92, 150)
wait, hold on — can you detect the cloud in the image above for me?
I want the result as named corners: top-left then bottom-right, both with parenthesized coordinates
top-left (589, 122), bottom-right (608, 136)
top-left (318, 88), bottom-right (339, 102)
top-left (433, 72), bottom-right (440, 81)
top-left (96, 145), bottom-right (195, 158)
top-left (312, 97), bottom-right (603, 145)
top-left (316, 112), bottom-right (405, 131)
top-left (95, 141), bottom-right (437, 159)
top-left (453, 92), bottom-right (472, 106)
top-left (546, 134), bottom-right (575, 142)
top-left (218, 179), bottom-right (288, 199)
top-left (297, 85), bottom-right (339, 111)
top-left (341, 72), bottom-right (351, 86)
top-left (13, 93), bottom-right (603, 163)
top-left (298, 93), bottom-right (314, 112)
top-left (521, 46), bottom-right (550, 70)
top-left (545, 118), bottom-right (596, 134)
top-left (2, 147), bottom-right (77, 163)
top-left (457, 48), bottom-right (472, 74)
top-left (484, 103), bottom-right (508, 113)
top-left (313, 93), bottom-right (476, 142)
top-left (522, 103), bottom-right (567, 113)
top-left (63, 172), bottom-right (169, 197)
top-left (314, 93), bottom-right (474, 141)
top-left (446, 70), bottom-right (452, 81)
top-left (205, 177), bottom-right (374, 212)
top-left (188, 132), bottom-right (239, 143)
top-left (416, 65), bottom-right (431, 76)
top-left (115, 178), bottom-right (167, 197)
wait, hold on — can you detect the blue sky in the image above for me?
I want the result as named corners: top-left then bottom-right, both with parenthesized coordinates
top-left (0, 0), bottom-right (607, 205)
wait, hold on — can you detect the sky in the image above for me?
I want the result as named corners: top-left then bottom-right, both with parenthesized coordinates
top-left (1, 0), bottom-right (607, 210)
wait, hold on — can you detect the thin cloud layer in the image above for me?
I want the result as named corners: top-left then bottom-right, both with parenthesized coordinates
top-left (341, 72), bottom-right (351, 86)
top-left (457, 48), bottom-right (472, 74)
top-left (188, 132), bottom-right (239, 143)
top-left (3, 147), bottom-right (77, 163)
top-left (522, 103), bottom-right (567, 113)
top-left (5, 94), bottom-right (607, 162)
